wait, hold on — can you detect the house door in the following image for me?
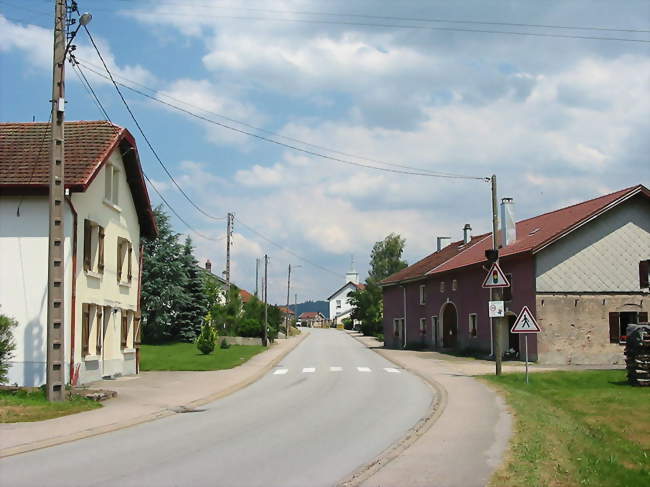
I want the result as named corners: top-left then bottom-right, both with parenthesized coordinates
top-left (442, 303), bottom-right (458, 348)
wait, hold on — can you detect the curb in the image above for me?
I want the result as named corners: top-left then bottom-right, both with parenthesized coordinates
top-left (338, 333), bottom-right (449, 487)
top-left (0, 331), bottom-right (310, 459)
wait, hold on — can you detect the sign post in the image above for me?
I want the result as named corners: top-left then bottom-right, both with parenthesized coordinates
top-left (510, 306), bottom-right (542, 384)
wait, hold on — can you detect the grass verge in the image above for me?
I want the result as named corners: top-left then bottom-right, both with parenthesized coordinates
top-left (0, 388), bottom-right (101, 423)
top-left (482, 370), bottom-right (650, 487)
top-left (140, 342), bottom-right (267, 371)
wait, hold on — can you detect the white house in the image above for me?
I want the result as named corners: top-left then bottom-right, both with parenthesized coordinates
top-left (0, 121), bottom-right (157, 386)
top-left (328, 268), bottom-right (365, 326)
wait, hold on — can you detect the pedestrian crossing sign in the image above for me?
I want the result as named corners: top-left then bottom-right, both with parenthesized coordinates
top-left (482, 262), bottom-right (510, 288)
top-left (511, 306), bottom-right (541, 333)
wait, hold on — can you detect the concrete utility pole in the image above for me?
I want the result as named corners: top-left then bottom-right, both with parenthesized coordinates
top-left (45, 0), bottom-right (67, 402)
top-left (255, 257), bottom-right (260, 297)
top-left (263, 254), bottom-right (269, 347)
top-left (490, 174), bottom-right (504, 376)
top-left (285, 264), bottom-right (291, 338)
top-left (225, 212), bottom-right (233, 298)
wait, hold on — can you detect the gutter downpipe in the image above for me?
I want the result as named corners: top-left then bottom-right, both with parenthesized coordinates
top-left (402, 285), bottom-right (407, 349)
top-left (65, 196), bottom-right (78, 385)
top-left (135, 243), bottom-right (144, 374)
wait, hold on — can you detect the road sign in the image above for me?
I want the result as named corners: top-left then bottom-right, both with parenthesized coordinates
top-left (482, 262), bottom-right (510, 288)
top-left (511, 306), bottom-right (541, 333)
top-left (489, 300), bottom-right (505, 318)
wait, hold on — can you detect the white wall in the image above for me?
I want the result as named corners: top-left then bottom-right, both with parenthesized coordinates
top-left (536, 196), bottom-right (650, 293)
top-left (0, 196), bottom-right (73, 386)
top-left (329, 282), bottom-right (357, 322)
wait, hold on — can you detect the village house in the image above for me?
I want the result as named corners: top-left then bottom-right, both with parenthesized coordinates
top-left (0, 121), bottom-right (157, 386)
top-left (381, 185), bottom-right (650, 365)
top-left (328, 266), bottom-right (365, 327)
top-left (299, 311), bottom-right (327, 327)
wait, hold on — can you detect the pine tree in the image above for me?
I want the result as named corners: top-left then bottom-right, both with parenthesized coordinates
top-left (141, 206), bottom-right (187, 343)
top-left (175, 236), bottom-right (208, 342)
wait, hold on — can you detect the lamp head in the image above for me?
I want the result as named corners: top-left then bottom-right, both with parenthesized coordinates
top-left (79, 12), bottom-right (92, 26)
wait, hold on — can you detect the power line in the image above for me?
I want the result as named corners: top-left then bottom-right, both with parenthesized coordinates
top-left (122, 10), bottom-right (650, 43)
top-left (75, 58), bottom-right (472, 179)
top-left (76, 60), bottom-right (487, 181)
top-left (81, 26), bottom-right (228, 221)
top-left (235, 216), bottom-right (344, 278)
top-left (16, 113), bottom-right (52, 217)
top-left (71, 59), bottom-right (111, 121)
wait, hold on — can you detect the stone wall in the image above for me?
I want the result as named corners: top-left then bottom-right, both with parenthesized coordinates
top-left (221, 336), bottom-right (264, 346)
top-left (536, 294), bottom-right (648, 365)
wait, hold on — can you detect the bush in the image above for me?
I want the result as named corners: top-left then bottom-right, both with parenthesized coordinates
top-left (237, 318), bottom-right (263, 338)
top-left (196, 323), bottom-right (216, 355)
top-left (220, 338), bottom-right (230, 349)
top-left (0, 314), bottom-right (17, 384)
top-left (374, 333), bottom-right (384, 343)
top-left (342, 318), bottom-right (353, 330)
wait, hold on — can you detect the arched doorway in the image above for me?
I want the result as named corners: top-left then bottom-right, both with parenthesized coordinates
top-left (441, 302), bottom-right (458, 348)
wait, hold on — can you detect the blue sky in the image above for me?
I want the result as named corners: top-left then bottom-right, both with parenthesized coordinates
top-left (1, 0), bottom-right (649, 304)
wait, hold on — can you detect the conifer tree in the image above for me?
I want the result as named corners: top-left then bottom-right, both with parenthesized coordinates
top-left (175, 236), bottom-right (209, 342)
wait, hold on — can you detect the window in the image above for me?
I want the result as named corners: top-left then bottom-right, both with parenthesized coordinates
top-left (640, 260), bottom-right (650, 289)
top-left (104, 163), bottom-right (120, 206)
top-left (452, 279), bottom-right (458, 291)
top-left (83, 219), bottom-right (105, 275)
top-left (503, 274), bottom-right (513, 301)
top-left (440, 281), bottom-right (446, 293)
top-left (419, 317), bottom-right (427, 334)
top-left (469, 313), bottom-right (478, 338)
top-left (609, 311), bottom-right (648, 344)
top-left (431, 316), bottom-right (438, 346)
top-left (393, 318), bottom-right (404, 337)
top-left (121, 310), bottom-right (132, 350)
top-left (419, 284), bottom-right (426, 305)
top-left (82, 303), bottom-right (104, 357)
top-left (82, 304), bottom-right (90, 356)
top-left (117, 237), bottom-right (133, 284)
top-left (336, 300), bottom-right (341, 309)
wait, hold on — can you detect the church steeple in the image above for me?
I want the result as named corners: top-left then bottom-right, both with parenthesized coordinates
top-left (345, 255), bottom-right (359, 284)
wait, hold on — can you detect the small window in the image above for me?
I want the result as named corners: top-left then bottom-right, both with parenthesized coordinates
top-left (121, 310), bottom-right (131, 349)
top-left (452, 279), bottom-right (458, 291)
top-left (419, 284), bottom-right (426, 305)
top-left (610, 311), bottom-right (648, 344)
top-left (393, 318), bottom-right (404, 337)
top-left (440, 281), bottom-right (446, 293)
top-left (83, 220), bottom-right (105, 275)
top-left (419, 317), bottom-right (427, 334)
top-left (105, 164), bottom-right (119, 206)
top-left (117, 238), bottom-right (133, 284)
top-left (640, 260), bottom-right (649, 289)
top-left (469, 313), bottom-right (478, 338)
top-left (336, 300), bottom-right (341, 309)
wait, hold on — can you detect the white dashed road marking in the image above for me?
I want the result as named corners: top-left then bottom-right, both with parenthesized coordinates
top-left (357, 367), bottom-right (371, 372)
top-left (273, 369), bottom-right (288, 375)
top-left (384, 368), bottom-right (400, 373)
top-left (330, 366), bottom-right (343, 372)
top-left (302, 367), bottom-right (316, 373)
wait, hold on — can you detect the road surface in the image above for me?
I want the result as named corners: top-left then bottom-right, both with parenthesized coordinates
top-left (0, 328), bottom-right (433, 487)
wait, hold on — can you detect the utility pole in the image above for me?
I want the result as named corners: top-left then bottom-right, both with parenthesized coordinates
top-left (225, 212), bottom-right (233, 298)
top-left (294, 293), bottom-right (298, 325)
top-left (46, 0), bottom-right (67, 402)
top-left (285, 264), bottom-right (291, 338)
top-left (255, 257), bottom-right (260, 297)
top-left (263, 254), bottom-right (269, 346)
top-left (490, 174), bottom-right (503, 376)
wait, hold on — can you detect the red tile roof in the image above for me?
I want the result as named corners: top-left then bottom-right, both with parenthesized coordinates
top-left (299, 311), bottom-right (324, 319)
top-left (0, 121), bottom-right (157, 236)
top-left (239, 288), bottom-right (254, 303)
top-left (278, 306), bottom-right (295, 315)
top-left (382, 184), bottom-right (648, 285)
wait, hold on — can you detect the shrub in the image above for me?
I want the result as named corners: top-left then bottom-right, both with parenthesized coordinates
top-left (342, 318), bottom-right (353, 330)
top-left (0, 314), bottom-right (17, 384)
top-left (237, 318), bottom-right (263, 338)
top-left (220, 338), bottom-right (230, 349)
top-left (196, 323), bottom-right (216, 355)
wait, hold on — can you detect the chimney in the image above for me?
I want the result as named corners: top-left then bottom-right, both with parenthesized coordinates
top-left (463, 224), bottom-right (472, 244)
top-left (436, 236), bottom-right (451, 252)
top-left (500, 198), bottom-right (516, 247)
top-left (205, 259), bottom-right (212, 272)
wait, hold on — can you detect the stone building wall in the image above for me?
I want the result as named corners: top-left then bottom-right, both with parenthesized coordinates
top-left (536, 294), bottom-right (648, 364)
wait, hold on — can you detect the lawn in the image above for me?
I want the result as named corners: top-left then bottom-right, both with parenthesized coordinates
top-left (0, 388), bottom-right (101, 423)
top-left (482, 370), bottom-right (650, 487)
top-left (139, 342), bottom-right (267, 371)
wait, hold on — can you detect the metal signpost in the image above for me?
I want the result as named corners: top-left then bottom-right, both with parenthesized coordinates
top-left (510, 306), bottom-right (542, 384)
top-left (482, 261), bottom-right (510, 374)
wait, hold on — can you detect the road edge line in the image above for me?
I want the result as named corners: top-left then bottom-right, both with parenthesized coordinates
top-left (337, 333), bottom-right (449, 487)
top-left (0, 331), bottom-right (310, 459)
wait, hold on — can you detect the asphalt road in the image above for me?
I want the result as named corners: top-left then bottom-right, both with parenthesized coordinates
top-left (0, 329), bottom-right (433, 487)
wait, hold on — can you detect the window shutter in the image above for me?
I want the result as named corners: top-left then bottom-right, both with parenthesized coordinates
top-left (98, 226), bottom-right (105, 273)
top-left (121, 311), bottom-right (128, 349)
top-left (609, 312), bottom-right (620, 343)
top-left (82, 304), bottom-right (89, 355)
top-left (640, 312), bottom-right (648, 324)
top-left (640, 260), bottom-right (649, 289)
top-left (127, 243), bottom-right (133, 283)
top-left (83, 220), bottom-right (92, 271)
top-left (134, 313), bottom-right (142, 346)
top-left (117, 240), bottom-right (123, 282)
top-left (96, 307), bottom-right (103, 350)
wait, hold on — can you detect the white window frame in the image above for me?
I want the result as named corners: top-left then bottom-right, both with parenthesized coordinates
top-left (104, 163), bottom-right (121, 210)
top-left (440, 281), bottom-right (446, 293)
top-left (452, 279), bottom-right (458, 291)
top-left (336, 299), bottom-right (342, 309)
top-left (469, 313), bottom-right (478, 338)
top-left (419, 284), bottom-right (426, 305)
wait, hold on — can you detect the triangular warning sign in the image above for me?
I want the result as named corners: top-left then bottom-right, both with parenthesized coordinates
top-left (511, 306), bottom-right (541, 334)
top-left (482, 262), bottom-right (510, 288)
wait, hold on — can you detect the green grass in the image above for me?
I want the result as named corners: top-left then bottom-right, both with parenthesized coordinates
top-left (0, 388), bottom-right (101, 423)
top-left (139, 342), bottom-right (267, 371)
top-left (482, 370), bottom-right (650, 487)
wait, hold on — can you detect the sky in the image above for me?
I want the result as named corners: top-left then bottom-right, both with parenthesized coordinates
top-left (1, 0), bottom-right (649, 305)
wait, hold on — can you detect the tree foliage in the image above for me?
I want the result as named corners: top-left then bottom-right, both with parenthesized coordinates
top-left (175, 237), bottom-right (209, 342)
top-left (196, 322), bottom-right (216, 355)
top-left (350, 233), bottom-right (407, 336)
top-left (0, 313), bottom-right (17, 384)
